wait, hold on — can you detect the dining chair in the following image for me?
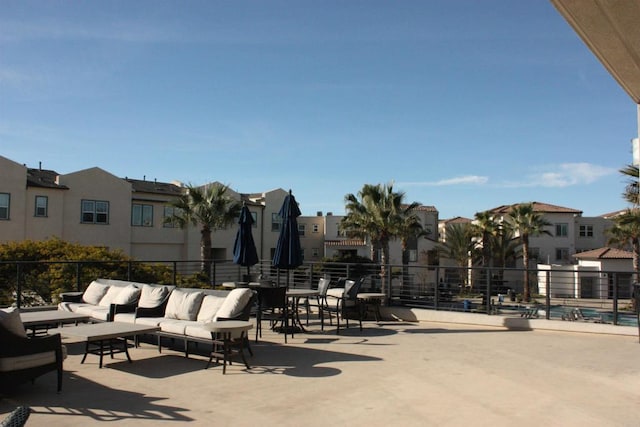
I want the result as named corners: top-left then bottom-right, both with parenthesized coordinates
top-left (255, 286), bottom-right (291, 343)
top-left (304, 278), bottom-right (331, 329)
top-left (323, 277), bottom-right (365, 334)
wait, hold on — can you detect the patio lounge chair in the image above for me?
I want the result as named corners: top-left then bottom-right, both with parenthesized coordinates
top-left (0, 308), bottom-right (65, 392)
top-left (521, 306), bottom-right (539, 319)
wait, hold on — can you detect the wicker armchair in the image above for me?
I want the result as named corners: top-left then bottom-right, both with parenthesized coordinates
top-left (0, 311), bottom-right (64, 392)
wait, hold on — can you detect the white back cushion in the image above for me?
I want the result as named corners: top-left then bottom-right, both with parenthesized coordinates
top-left (112, 284), bottom-right (141, 305)
top-left (83, 281), bottom-right (109, 305)
top-left (138, 285), bottom-right (170, 309)
top-left (214, 288), bottom-right (252, 320)
top-left (98, 286), bottom-right (123, 307)
top-left (165, 289), bottom-right (204, 321)
top-left (196, 295), bottom-right (227, 322)
top-left (0, 307), bottom-right (27, 338)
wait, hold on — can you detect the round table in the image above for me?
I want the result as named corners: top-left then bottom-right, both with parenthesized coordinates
top-left (286, 289), bottom-right (320, 331)
top-left (203, 320), bottom-right (253, 374)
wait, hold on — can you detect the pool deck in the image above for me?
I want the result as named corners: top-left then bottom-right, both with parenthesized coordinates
top-left (2, 311), bottom-right (639, 426)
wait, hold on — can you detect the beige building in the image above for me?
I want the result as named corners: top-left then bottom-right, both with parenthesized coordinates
top-left (0, 156), bottom-right (358, 267)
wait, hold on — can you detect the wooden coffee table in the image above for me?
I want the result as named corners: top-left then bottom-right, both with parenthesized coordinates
top-left (51, 322), bottom-right (160, 368)
top-left (20, 310), bottom-right (91, 336)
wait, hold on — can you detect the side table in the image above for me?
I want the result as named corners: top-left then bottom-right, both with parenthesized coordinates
top-left (203, 320), bottom-right (253, 374)
top-left (357, 293), bottom-right (386, 322)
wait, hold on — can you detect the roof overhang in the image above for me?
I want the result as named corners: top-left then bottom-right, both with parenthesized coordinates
top-left (551, 0), bottom-right (640, 104)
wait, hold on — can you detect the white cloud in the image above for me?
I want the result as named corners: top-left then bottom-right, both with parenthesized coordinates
top-left (399, 175), bottom-right (489, 187)
top-left (502, 163), bottom-right (615, 188)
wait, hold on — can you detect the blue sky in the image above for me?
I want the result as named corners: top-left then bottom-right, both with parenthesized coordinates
top-left (1, 1), bottom-right (637, 219)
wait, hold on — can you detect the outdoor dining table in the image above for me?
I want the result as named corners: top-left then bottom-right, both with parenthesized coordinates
top-left (286, 289), bottom-right (319, 332)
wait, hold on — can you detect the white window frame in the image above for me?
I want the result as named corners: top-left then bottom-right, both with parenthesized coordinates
top-left (35, 195), bottom-right (48, 217)
top-left (82, 200), bottom-right (109, 224)
top-left (271, 213), bottom-right (281, 232)
top-left (0, 193), bottom-right (9, 220)
top-left (555, 223), bottom-right (568, 237)
top-left (132, 203), bottom-right (153, 227)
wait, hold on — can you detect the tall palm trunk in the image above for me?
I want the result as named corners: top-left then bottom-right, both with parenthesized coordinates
top-left (522, 234), bottom-right (530, 302)
top-left (380, 241), bottom-right (390, 295)
top-left (201, 227), bottom-right (212, 275)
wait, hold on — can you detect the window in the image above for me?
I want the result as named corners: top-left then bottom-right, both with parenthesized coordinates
top-left (555, 248), bottom-right (570, 262)
top-left (298, 224), bottom-right (305, 236)
top-left (312, 248), bottom-right (319, 257)
top-left (529, 247), bottom-right (541, 262)
top-left (555, 223), bottom-right (568, 237)
top-left (408, 249), bottom-right (418, 262)
top-left (312, 224), bottom-right (319, 233)
top-left (271, 213), bottom-right (281, 232)
top-left (132, 203), bottom-right (153, 227)
top-left (251, 212), bottom-right (258, 228)
top-left (163, 206), bottom-right (179, 228)
top-left (579, 225), bottom-right (593, 237)
top-left (81, 200), bottom-right (109, 224)
top-left (0, 193), bottom-right (9, 219)
top-left (35, 196), bottom-right (48, 217)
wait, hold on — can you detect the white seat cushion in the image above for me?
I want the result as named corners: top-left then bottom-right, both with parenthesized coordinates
top-left (326, 288), bottom-right (345, 298)
top-left (0, 351), bottom-right (56, 372)
top-left (214, 288), bottom-right (252, 320)
top-left (113, 312), bottom-right (136, 323)
top-left (58, 302), bottom-right (91, 313)
top-left (134, 317), bottom-right (164, 327)
top-left (159, 319), bottom-right (198, 335)
top-left (184, 324), bottom-right (212, 340)
top-left (0, 345), bottom-right (67, 372)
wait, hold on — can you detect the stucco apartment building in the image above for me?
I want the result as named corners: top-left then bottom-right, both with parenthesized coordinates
top-left (1, 155), bottom-right (617, 277)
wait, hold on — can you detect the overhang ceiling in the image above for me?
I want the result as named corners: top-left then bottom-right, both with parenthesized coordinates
top-left (551, 0), bottom-right (640, 104)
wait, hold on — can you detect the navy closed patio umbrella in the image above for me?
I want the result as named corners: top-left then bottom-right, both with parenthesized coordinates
top-left (233, 204), bottom-right (259, 278)
top-left (272, 190), bottom-right (303, 286)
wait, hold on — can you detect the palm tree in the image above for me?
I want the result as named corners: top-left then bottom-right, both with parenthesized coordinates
top-left (620, 164), bottom-right (640, 206)
top-left (473, 211), bottom-right (498, 268)
top-left (607, 209), bottom-right (640, 284)
top-left (396, 206), bottom-right (426, 294)
top-left (504, 203), bottom-right (552, 302)
top-left (340, 183), bottom-right (422, 293)
top-left (165, 183), bottom-right (242, 276)
top-left (435, 223), bottom-right (476, 287)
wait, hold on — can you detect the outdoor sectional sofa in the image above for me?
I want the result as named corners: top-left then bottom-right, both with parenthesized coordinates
top-left (113, 287), bottom-right (255, 358)
top-left (58, 278), bottom-right (175, 322)
top-left (57, 279), bottom-right (255, 359)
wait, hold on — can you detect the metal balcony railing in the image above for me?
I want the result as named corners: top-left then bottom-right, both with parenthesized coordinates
top-left (1, 259), bottom-right (637, 327)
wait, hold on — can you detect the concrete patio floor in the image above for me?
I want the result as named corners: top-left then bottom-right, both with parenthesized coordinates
top-left (2, 315), bottom-right (640, 426)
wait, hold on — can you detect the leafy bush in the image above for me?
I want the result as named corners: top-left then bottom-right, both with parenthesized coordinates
top-left (0, 238), bottom-right (173, 306)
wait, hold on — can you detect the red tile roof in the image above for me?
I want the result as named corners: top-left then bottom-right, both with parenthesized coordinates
top-left (573, 247), bottom-right (634, 260)
top-left (489, 201), bottom-right (582, 214)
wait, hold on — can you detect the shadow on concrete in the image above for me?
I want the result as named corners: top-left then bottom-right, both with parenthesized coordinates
top-left (402, 327), bottom-right (526, 335)
top-left (109, 354), bottom-right (206, 378)
top-left (247, 341), bottom-right (382, 378)
top-left (0, 370), bottom-right (192, 423)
